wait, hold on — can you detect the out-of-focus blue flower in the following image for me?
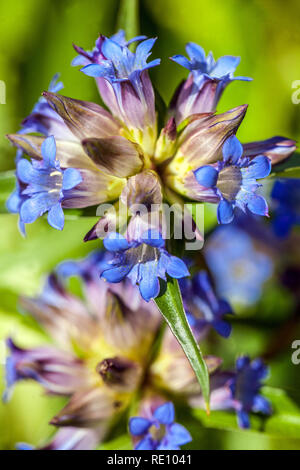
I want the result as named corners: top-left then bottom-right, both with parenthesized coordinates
top-left (200, 356), bottom-right (271, 429)
top-left (230, 356), bottom-right (272, 428)
top-left (271, 179), bottom-right (300, 238)
top-left (57, 251), bottom-right (111, 283)
top-left (129, 402), bottom-right (192, 450)
top-left (205, 225), bottom-right (273, 305)
top-left (180, 270), bottom-right (233, 338)
top-left (12, 136), bottom-right (82, 230)
top-left (171, 43), bottom-right (251, 87)
top-left (193, 135), bottom-right (271, 224)
top-left (101, 229), bottom-right (190, 302)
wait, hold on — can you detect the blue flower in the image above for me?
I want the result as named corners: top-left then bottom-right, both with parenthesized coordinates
top-left (101, 229), bottom-right (190, 302)
top-left (271, 179), bottom-right (300, 238)
top-left (171, 43), bottom-right (251, 87)
top-left (229, 356), bottom-right (272, 428)
top-left (72, 30), bottom-right (147, 66)
top-left (193, 135), bottom-right (271, 224)
top-left (129, 402), bottom-right (192, 450)
top-left (57, 251), bottom-right (112, 283)
top-left (180, 270), bottom-right (233, 338)
top-left (12, 136), bottom-right (82, 230)
top-left (81, 36), bottom-right (160, 89)
top-left (204, 225), bottom-right (273, 305)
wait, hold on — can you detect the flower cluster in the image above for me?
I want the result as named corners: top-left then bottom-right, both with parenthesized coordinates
top-left (3, 252), bottom-right (271, 450)
top-left (6, 30), bottom-right (295, 300)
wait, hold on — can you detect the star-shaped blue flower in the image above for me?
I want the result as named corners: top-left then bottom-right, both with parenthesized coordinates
top-left (271, 179), bottom-right (300, 238)
top-left (180, 270), bottom-right (233, 338)
top-left (80, 35), bottom-right (160, 99)
top-left (171, 42), bottom-right (251, 88)
top-left (101, 229), bottom-right (190, 302)
top-left (229, 356), bottom-right (272, 428)
top-left (13, 136), bottom-right (82, 231)
top-left (129, 402), bottom-right (192, 450)
top-left (194, 135), bottom-right (271, 224)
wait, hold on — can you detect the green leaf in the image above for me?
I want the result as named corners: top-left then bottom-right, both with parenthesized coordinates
top-left (270, 152), bottom-right (300, 178)
top-left (116, 0), bottom-right (140, 42)
top-left (155, 277), bottom-right (210, 409)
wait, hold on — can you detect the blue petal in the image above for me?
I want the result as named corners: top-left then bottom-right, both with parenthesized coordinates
top-left (194, 166), bottom-right (218, 188)
top-left (213, 320), bottom-right (232, 338)
top-left (41, 136), bottom-right (56, 166)
top-left (252, 395), bottom-right (272, 415)
top-left (103, 233), bottom-right (129, 252)
top-left (20, 194), bottom-right (51, 223)
top-left (6, 187), bottom-right (21, 213)
top-left (141, 229), bottom-right (165, 248)
top-left (47, 202), bottom-right (64, 230)
top-left (166, 256), bottom-right (190, 279)
top-left (212, 56), bottom-right (240, 78)
top-left (102, 37), bottom-right (124, 64)
top-left (135, 436), bottom-right (156, 450)
top-left (237, 409), bottom-right (250, 429)
top-left (236, 356), bottom-right (250, 371)
top-left (222, 135), bottom-right (243, 164)
top-left (186, 42), bottom-right (206, 63)
top-left (81, 63), bottom-right (111, 78)
top-left (16, 443), bottom-right (34, 451)
top-left (139, 261), bottom-right (160, 301)
top-left (170, 54), bottom-right (192, 70)
top-left (167, 423), bottom-right (192, 446)
top-left (62, 168), bottom-right (82, 190)
top-left (217, 199), bottom-right (234, 224)
top-left (242, 156), bottom-right (271, 180)
top-left (129, 417), bottom-right (152, 436)
top-left (244, 194), bottom-right (269, 217)
top-left (154, 402), bottom-right (175, 425)
top-left (17, 159), bottom-right (34, 184)
top-left (157, 441), bottom-right (180, 451)
top-left (101, 264), bottom-right (132, 283)
top-left (135, 37), bottom-right (157, 62)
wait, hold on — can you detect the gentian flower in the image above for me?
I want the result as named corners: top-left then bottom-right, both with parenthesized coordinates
top-left (271, 179), bottom-right (300, 237)
top-left (180, 270), bottom-right (233, 338)
top-left (79, 33), bottom-right (160, 155)
top-left (230, 356), bottom-right (272, 428)
top-left (189, 356), bottom-right (271, 429)
top-left (192, 135), bottom-right (271, 223)
top-left (170, 43), bottom-right (251, 123)
top-left (129, 402), bottom-right (192, 450)
top-left (101, 229), bottom-right (190, 302)
top-left (7, 33), bottom-right (295, 242)
top-left (204, 225), bottom-right (273, 305)
top-left (14, 136), bottom-right (82, 230)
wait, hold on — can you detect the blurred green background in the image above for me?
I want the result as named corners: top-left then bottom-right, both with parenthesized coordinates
top-left (0, 0), bottom-right (300, 450)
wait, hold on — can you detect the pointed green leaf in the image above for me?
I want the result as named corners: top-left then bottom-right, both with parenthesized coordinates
top-left (155, 277), bottom-right (210, 408)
